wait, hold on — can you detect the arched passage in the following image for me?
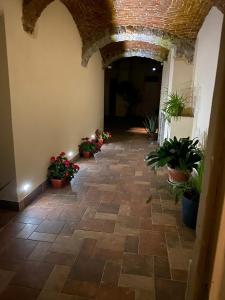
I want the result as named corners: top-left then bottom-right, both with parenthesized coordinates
top-left (100, 41), bottom-right (169, 68)
top-left (104, 56), bottom-right (163, 130)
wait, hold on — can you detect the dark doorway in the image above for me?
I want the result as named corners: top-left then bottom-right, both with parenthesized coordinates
top-left (104, 57), bottom-right (163, 129)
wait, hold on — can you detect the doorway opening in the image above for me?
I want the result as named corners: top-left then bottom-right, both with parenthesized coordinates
top-left (104, 57), bottom-right (163, 131)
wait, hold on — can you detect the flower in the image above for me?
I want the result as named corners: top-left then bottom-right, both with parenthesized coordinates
top-left (64, 160), bottom-right (70, 167)
top-left (48, 152), bottom-right (79, 182)
top-left (73, 164), bottom-right (80, 171)
top-left (60, 151), bottom-right (66, 156)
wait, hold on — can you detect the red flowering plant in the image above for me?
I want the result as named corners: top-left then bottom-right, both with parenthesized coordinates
top-left (95, 129), bottom-right (103, 140)
top-left (79, 138), bottom-right (99, 154)
top-left (102, 131), bottom-right (112, 141)
top-left (47, 152), bottom-right (80, 182)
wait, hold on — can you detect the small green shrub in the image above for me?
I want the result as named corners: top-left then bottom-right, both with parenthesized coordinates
top-left (163, 92), bottom-right (185, 122)
top-left (143, 115), bottom-right (158, 134)
top-left (145, 136), bottom-right (202, 171)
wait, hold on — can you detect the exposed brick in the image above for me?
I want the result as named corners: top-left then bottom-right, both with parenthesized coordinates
top-left (23, 1), bottom-right (223, 65)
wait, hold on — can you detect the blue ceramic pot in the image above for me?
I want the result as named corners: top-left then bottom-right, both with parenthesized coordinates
top-left (182, 195), bottom-right (199, 229)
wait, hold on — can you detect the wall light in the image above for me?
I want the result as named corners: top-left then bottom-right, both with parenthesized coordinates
top-left (67, 151), bottom-right (74, 158)
top-left (22, 183), bottom-right (31, 192)
top-left (91, 134), bottom-right (96, 139)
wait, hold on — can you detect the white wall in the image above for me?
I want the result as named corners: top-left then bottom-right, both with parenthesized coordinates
top-left (159, 49), bottom-right (194, 144)
top-left (172, 59), bottom-right (194, 108)
top-left (192, 7), bottom-right (223, 144)
top-left (0, 0), bottom-right (104, 202)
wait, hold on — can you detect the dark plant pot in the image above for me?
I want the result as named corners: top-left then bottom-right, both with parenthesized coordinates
top-left (167, 167), bottom-right (190, 183)
top-left (148, 132), bottom-right (158, 141)
top-left (51, 179), bottom-right (65, 188)
top-left (182, 195), bottom-right (199, 229)
top-left (97, 141), bottom-right (103, 149)
top-left (83, 151), bottom-right (93, 158)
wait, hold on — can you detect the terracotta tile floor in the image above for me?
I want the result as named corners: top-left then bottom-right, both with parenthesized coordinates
top-left (0, 129), bottom-right (195, 300)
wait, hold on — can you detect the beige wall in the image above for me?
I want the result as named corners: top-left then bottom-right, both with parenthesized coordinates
top-left (192, 7), bottom-right (223, 144)
top-left (0, 15), bottom-right (17, 202)
top-left (0, 0), bottom-right (104, 202)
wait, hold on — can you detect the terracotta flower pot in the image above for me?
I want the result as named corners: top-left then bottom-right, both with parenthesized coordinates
top-left (98, 139), bottom-right (104, 145)
top-left (83, 151), bottom-right (92, 158)
top-left (167, 166), bottom-right (190, 184)
top-left (51, 179), bottom-right (65, 188)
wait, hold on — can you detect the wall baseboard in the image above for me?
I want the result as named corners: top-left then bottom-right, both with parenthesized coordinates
top-left (0, 152), bottom-right (80, 211)
top-left (0, 180), bottom-right (48, 211)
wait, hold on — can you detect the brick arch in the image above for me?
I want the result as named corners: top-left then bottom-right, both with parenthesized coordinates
top-left (82, 26), bottom-right (195, 67)
top-left (215, 0), bottom-right (225, 13)
top-left (23, 0), bottom-right (221, 67)
top-left (22, 0), bottom-right (56, 33)
top-left (100, 41), bottom-right (169, 68)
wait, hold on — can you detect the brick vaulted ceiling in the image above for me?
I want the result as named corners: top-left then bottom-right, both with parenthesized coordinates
top-left (23, 0), bottom-right (224, 67)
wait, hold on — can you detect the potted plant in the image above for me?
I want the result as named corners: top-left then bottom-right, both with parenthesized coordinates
top-left (145, 137), bottom-right (202, 183)
top-left (47, 152), bottom-right (80, 188)
top-left (172, 160), bottom-right (204, 229)
top-left (163, 92), bottom-right (185, 122)
top-left (102, 130), bottom-right (112, 143)
top-left (95, 129), bottom-right (104, 145)
top-left (79, 138), bottom-right (97, 158)
top-left (143, 115), bottom-right (158, 140)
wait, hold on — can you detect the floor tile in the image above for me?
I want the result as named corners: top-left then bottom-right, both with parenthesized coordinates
top-left (139, 231), bottom-right (167, 257)
top-left (155, 278), bottom-right (186, 300)
top-left (63, 280), bottom-right (98, 298)
top-left (69, 257), bottom-right (105, 283)
top-left (154, 256), bottom-right (171, 279)
top-left (0, 285), bottom-right (40, 300)
top-left (16, 224), bottom-right (38, 239)
top-left (122, 254), bottom-right (153, 277)
top-left (101, 261), bottom-right (121, 287)
top-left (96, 286), bottom-right (135, 300)
top-left (36, 220), bottom-right (65, 234)
top-left (10, 261), bottom-right (54, 289)
top-left (119, 274), bottom-right (154, 291)
top-left (124, 235), bottom-right (139, 254)
top-left (29, 232), bottom-right (57, 242)
top-left (0, 269), bottom-right (15, 293)
top-left (43, 265), bottom-right (70, 292)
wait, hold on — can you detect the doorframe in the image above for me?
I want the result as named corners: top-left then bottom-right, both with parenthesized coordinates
top-left (186, 17), bottom-right (225, 300)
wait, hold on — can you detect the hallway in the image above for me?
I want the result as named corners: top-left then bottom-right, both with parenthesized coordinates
top-left (0, 130), bottom-right (195, 300)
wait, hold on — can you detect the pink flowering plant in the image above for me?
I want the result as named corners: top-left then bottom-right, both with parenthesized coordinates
top-left (102, 131), bottom-right (112, 140)
top-left (79, 138), bottom-right (101, 154)
top-left (95, 129), bottom-right (112, 141)
top-left (48, 152), bottom-right (80, 182)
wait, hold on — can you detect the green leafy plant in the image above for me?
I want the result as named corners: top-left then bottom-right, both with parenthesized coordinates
top-left (95, 129), bottom-right (112, 141)
top-left (79, 138), bottom-right (98, 154)
top-left (102, 130), bottom-right (112, 140)
top-left (145, 137), bottom-right (202, 171)
top-left (47, 152), bottom-right (80, 181)
top-left (143, 115), bottom-right (158, 134)
top-left (163, 92), bottom-right (185, 122)
top-left (172, 159), bottom-right (204, 203)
